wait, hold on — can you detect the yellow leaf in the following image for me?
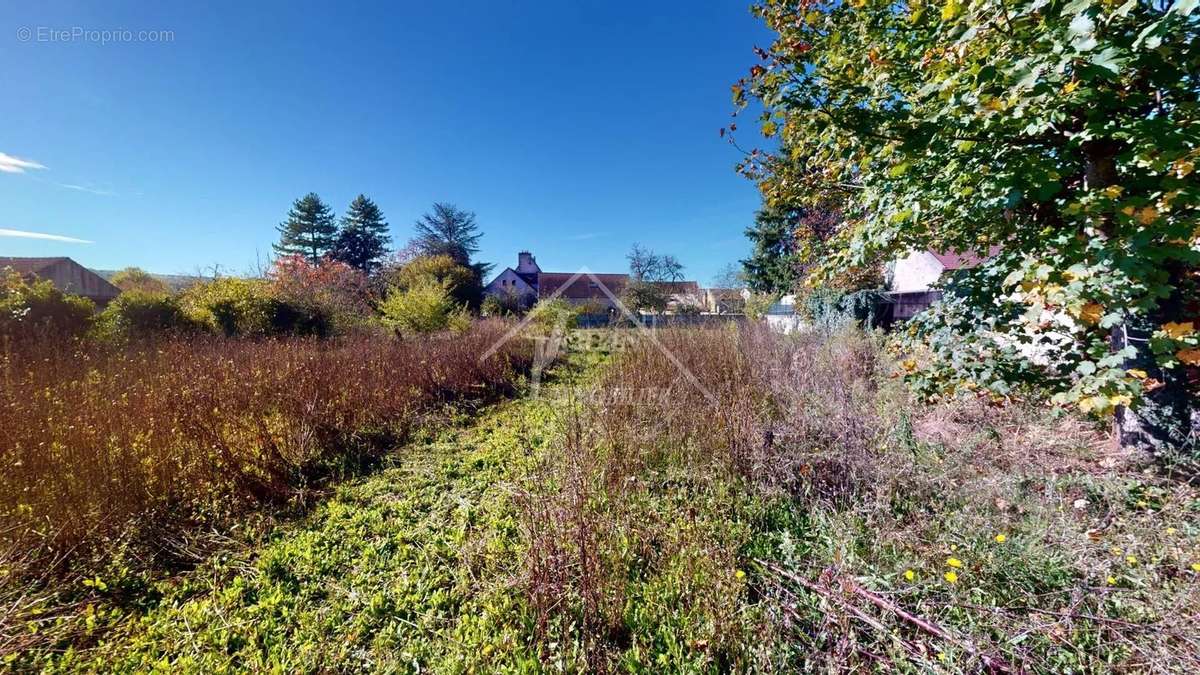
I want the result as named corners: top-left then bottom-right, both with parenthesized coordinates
top-left (1163, 321), bottom-right (1195, 339)
top-left (1103, 185), bottom-right (1123, 199)
top-left (1127, 369), bottom-right (1148, 379)
top-left (1109, 394), bottom-right (1132, 407)
top-left (1078, 302), bottom-right (1104, 324)
top-left (941, 0), bottom-right (963, 20)
top-left (1136, 206), bottom-right (1159, 225)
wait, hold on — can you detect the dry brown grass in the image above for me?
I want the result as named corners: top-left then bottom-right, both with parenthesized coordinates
top-left (0, 321), bottom-right (531, 576)
top-left (519, 324), bottom-right (1200, 672)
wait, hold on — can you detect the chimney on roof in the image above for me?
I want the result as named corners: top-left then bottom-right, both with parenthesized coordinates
top-left (516, 250), bottom-right (540, 274)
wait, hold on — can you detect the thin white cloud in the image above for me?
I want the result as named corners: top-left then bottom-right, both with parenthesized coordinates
top-left (55, 182), bottom-right (117, 196)
top-left (0, 228), bottom-right (93, 244)
top-left (0, 152), bottom-right (47, 174)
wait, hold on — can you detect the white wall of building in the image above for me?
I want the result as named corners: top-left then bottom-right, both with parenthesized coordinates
top-left (891, 251), bottom-right (946, 292)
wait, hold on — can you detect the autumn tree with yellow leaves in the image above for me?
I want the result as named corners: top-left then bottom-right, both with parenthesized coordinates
top-left (734, 0), bottom-right (1199, 451)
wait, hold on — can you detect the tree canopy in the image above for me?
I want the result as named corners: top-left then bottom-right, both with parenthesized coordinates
top-left (736, 0), bottom-right (1199, 450)
top-left (331, 195), bottom-right (391, 273)
top-left (274, 193), bottom-right (338, 264)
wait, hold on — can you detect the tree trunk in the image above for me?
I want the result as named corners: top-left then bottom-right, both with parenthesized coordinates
top-left (1086, 141), bottom-right (1195, 454)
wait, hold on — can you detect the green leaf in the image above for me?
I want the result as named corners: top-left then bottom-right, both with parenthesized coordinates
top-left (889, 161), bottom-right (911, 177)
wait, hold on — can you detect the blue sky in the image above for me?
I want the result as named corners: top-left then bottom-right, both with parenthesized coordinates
top-left (1, 1), bottom-right (772, 285)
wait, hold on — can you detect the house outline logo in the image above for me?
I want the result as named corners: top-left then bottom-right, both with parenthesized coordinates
top-left (478, 267), bottom-right (719, 406)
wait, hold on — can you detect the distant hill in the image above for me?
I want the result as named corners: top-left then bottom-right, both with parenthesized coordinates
top-left (93, 269), bottom-right (206, 292)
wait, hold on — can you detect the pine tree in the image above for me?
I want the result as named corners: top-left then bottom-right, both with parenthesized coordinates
top-left (274, 193), bottom-right (337, 264)
top-left (331, 195), bottom-right (391, 273)
top-left (412, 203), bottom-right (483, 267)
top-left (741, 206), bottom-right (800, 294)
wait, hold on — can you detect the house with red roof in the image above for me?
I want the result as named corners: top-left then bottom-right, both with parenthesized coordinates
top-left (887, 247), bottom-right (1000, 321)
top-left (484, 251), bottom-right (702, 313)
top-left (890, 247), bottom-right (1000, 293)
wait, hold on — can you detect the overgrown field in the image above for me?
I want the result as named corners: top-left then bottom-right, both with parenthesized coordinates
top-left (5, 325), bottom-right (1200, 672)
top-left (0, 322), bottom-right (532, 661)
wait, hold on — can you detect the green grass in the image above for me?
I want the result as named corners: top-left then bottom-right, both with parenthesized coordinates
top-left (31, 394), bottom-right (555, 673)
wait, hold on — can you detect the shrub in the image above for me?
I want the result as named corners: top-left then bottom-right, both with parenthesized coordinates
top-left (379, 278), bottom-right (470, 335)
top-left (269, 255), bottom-right (374, 334)
top-left (386, 254), bottom-right (479, 308)
top-left (0, 269), bottom-right (94, 342)
top-left (525, 298), bottom-right (577, 333)
top-left (180, 277), bottom-right (332, 337)
top-left (743, 292), bottom-right (777, 320)
top-left (180, 277), bottom-right (276, 336)
top-left (96, 290), bottom-right (194, 340)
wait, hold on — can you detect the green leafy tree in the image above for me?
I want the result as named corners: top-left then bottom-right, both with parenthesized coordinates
top-left (110, 267), bottom-right (170, 294)
top-left (274, 193), bottom-right (337, 264)
top-left (331, 195), bottom-right (391, 273)
top-left (737, 0), bottom-right (1200, 451)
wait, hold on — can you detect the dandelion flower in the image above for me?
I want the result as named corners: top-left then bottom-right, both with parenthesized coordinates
top-left (1107, 576), bottom-right (1117, 585)
top-left (904, 569), bottom-right (915, 581)
top-left (947, 557), bottom-right (963, 568)
top-left (1191, 563), bottom-right (1200, 573)
top-left (735, 570), bottom-right (746, 580)
top-left (994, 534), bottom-right (1007, 544)
top-left (944, 571), bottom-right (958, 583)
top-left (1126, 555), bottom-right (1138, 566)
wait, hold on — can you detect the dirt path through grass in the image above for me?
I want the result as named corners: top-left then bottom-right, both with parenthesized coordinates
top-left (45, 387), bottom-right (563, 672)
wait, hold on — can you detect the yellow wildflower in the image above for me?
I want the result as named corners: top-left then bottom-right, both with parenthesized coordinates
top-left (994, 534), bottom-right (1007, 543)
top-left (735, 569), bottom-right (746, 580)
top-left (1107, 576), bottom-right (1117, 585)
top-left (1191, 563), bottom-right (1200, 573)
top-left (1126, 555), bottom-right (1138, 566)
top-left (904, 569), bottom-right (915, 581)
top-left (947, 557), bottom-right (963, 568)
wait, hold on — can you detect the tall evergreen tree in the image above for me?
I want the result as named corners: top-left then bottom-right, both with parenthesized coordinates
top-left (412, 203), bottom-right (483, 265)
top-left (274, 193), bottom-right (337, 264)
top-left (331, 195), bottom-right (392, 273)
top-left (411, 203), bottom-right (492, 306)
top-left (741, 206), bottom-right (801, 294)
